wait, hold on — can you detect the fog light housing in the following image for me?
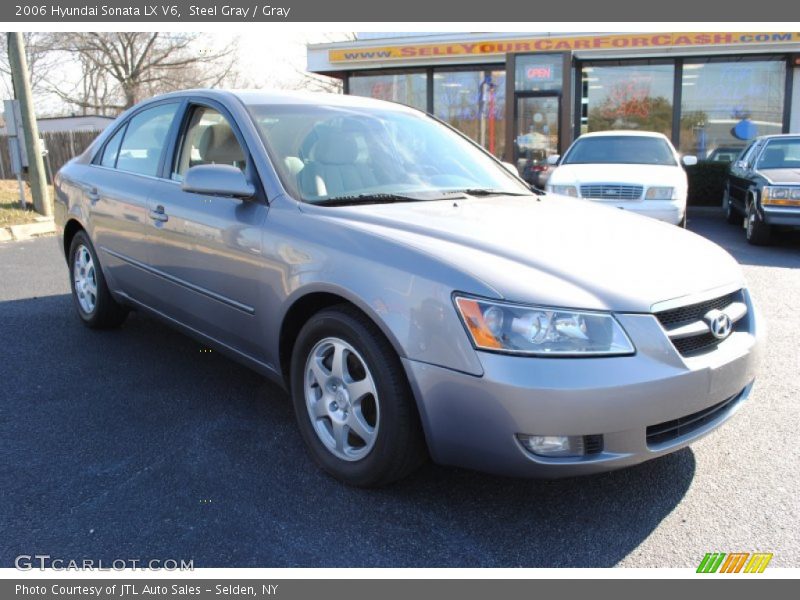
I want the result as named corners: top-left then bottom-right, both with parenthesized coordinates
top-left (518, 434), bottom-right (586, 457)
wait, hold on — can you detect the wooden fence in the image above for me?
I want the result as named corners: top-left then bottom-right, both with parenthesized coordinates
top-left (0, 129), bottom-right (102, 182)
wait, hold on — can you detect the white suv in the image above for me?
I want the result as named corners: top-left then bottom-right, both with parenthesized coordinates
top-left (546, 131), bottom-right (696, 226)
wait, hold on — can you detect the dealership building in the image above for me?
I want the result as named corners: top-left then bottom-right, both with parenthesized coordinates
top-left (307, 32), bottom-right (800, 176)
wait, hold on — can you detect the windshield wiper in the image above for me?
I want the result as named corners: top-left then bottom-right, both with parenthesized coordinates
top-left (447, 188), bottom-right (533, 197)
top-left (313, 193), bottom-right (427, 207)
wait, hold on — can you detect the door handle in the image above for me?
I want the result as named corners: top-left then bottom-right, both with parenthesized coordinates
top-left (149, 205), bottom-right (169, 222)
top-left (87, 186), bottom-right (100, 204)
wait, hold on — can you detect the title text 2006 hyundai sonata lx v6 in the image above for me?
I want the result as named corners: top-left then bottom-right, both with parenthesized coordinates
top-left (54, 90), bottom-right (762, 487)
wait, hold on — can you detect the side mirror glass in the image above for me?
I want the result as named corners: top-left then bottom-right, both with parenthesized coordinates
top-left (546, 154), bottom-right (560, 166)
top-left (681, 155), bottom-right (698, 167)
top-left (181, 164), bottom-right (255, 198)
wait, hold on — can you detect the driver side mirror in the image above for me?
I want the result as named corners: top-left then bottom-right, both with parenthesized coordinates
top-left (181, 164), bottom-right (255, 199)
top-left (681, 155), bottom-right (698, 167)
top-left (546, 154), bottom-right (560, 166)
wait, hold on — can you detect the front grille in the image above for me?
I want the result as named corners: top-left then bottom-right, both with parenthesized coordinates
top-left (654, 290), bottom-right (745, 357)
top-left (580, 184), bottom-right (643, 200)
top-left (655, 290), bottom-right (742, 328)
top-left (672, 332), bottom-right (720, 356)
top-left (646, 389), bottom-right (745, 447)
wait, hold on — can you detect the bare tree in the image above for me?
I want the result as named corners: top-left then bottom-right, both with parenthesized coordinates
top-left (44, 32), bottom-right (238, 115)
top-left (0, 32), bottom-right (60, 99)
top-left (288, 32), bottom-right (356, 94)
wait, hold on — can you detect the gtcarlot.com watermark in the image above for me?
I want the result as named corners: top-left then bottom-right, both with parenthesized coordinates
top-left (15, 554), bottom-right (194, 571)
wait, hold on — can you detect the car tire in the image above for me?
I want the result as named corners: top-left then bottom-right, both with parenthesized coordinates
top-left (745, 199), bottom-right (772, 246)
top-left (68, 230), bottom-right (129, 328)
top-left (724, 188), bottom-right (740, 225)
top-left (290, 305), bottom-right (427, 487)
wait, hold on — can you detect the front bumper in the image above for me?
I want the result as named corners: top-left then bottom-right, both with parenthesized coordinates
top-left (585, 198), bottom-right (684, 225)
top-left (403, 307), bottom-right (761, 478)
top-left (762, 205), bottom-right (800, 228)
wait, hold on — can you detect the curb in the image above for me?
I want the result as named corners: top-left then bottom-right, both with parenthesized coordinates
top-left (1, 218), bottom-right (55, 242)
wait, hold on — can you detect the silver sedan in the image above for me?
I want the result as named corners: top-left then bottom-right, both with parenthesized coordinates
top-left (54, 90), bottom-right (762, 486)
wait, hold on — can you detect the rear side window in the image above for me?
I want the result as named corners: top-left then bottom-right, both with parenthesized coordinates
top-left (115, 103), bottom-right (179, 177)
top-left (99, 125), bottom-right (126, 168)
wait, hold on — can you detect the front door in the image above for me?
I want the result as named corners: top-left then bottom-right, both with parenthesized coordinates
top-left (514, 95), bottom-right (560, 188)
top-left (144, 103), bottom-right (269, 361)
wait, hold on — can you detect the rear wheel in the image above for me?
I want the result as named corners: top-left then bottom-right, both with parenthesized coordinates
top-left (290, 305), bottom-right (426, 487)
top-left (68, 231), bottom-right (128, 328)
top-left (745, 199), bottom-right (772, 246)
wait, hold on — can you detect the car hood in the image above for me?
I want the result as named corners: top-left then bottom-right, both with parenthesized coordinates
top-left (311, 195), bottom-right (744, 312)
top-left (549, 163), bottom-right (685, 187)
top-left (759, 168), bottom-right (800, 183)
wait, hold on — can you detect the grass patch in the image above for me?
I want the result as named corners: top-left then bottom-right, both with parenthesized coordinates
top-left (0, 179), bottom-right (48, 227)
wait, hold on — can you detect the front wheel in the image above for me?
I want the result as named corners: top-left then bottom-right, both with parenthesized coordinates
top-left (68, 231), bottom-right (128, 328)
top-left (290, 305), bottom-right (426, 487)
top-left (745, 200), bottom-right (772, 246)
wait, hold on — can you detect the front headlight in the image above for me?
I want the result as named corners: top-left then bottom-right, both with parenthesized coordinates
top-left (548, 185), bottom-right (578, 197)
top-left (645, 186), bottom-right (675, 200)
top-left (763, 186), bottom-right (800, 204)
top-left (454, 295), bottom-right (635, 356)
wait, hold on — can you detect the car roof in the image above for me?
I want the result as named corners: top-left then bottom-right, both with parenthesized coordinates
top-left (142, 88), bottom-right (421, 113)
top-left (576, 130), bottom-right (670, 140)
top-left (754, 134), bottom-right (800, 141)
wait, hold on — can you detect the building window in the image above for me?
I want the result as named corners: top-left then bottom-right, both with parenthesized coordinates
top-left (580, 61), bottom-right (675, 137)
top-left (433, 69), bottom-right (506, 157)
top-left (679, 57), bottom-right (786, 157)
top-left (348, 72), bottom-right (428, 112)
top-left (514, 54), bottom-right (563, 92)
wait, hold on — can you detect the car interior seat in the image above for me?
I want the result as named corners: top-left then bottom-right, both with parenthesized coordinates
top-left (197, 123), bottom-right (246, 170)
top-left (298, 130), bottom-right (379, 198)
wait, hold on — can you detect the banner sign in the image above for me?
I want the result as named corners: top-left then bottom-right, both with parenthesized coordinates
top-left (329, 32), bottom-right (800, 63)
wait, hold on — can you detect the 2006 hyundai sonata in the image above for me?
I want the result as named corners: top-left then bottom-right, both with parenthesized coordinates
top-left (54, 90), bottom-right (762, 487)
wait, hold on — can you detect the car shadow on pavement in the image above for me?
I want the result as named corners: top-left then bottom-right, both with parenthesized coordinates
top-left (688, 215), bottom-right (800, 269)
top-left (1, 294), bottom-right (694, 569)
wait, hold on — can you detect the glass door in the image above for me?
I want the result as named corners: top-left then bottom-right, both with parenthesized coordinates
top-left (515, 95), bottom-right (560, 188)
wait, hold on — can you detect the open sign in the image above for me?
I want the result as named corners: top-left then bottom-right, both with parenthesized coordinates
top-left (526, 66), bottom-right (553, 80)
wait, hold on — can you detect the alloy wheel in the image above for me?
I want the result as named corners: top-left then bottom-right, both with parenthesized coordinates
top-left (303, 337), bottom-right (380, 461)
top-left (73, 244), bottom-right (98, 314)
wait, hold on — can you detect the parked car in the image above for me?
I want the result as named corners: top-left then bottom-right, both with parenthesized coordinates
top-left (54, 91), bottom-right (760, 486)
top-left (723, 134), bottom-right (800, 245)
top-left (707, 145), bottom-right (745, 163)
top-left (546, 131), bottom-right (697, 227)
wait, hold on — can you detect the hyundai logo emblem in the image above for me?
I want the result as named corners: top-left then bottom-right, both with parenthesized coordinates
top-left (705, 309), bottom-right (733, 340)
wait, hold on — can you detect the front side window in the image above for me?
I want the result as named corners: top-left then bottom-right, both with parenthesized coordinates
top-left (247, 103), bottom-right (531, 203)
top-left (115, 103), bottom-right (179, 177)
top-left (563, 135), bottom-right (677, 166)
top-left (757, 138), bottom-right (800, 170)
top-left (172, 106), bottom-right (246, 181)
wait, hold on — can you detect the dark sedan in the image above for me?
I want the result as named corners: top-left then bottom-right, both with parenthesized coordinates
top-left (724, 134), bottom-right (800, 245)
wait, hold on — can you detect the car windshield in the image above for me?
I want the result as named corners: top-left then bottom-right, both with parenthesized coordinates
top-left (562, 135), bottom-right (677, 166)
top-left (756, 138), bottom-right (800, 170)
top-left (246, 103), bottom-right (532, 204)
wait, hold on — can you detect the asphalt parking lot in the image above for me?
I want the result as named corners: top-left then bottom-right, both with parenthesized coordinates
top-left (1, 212), bottom-right (798, 568)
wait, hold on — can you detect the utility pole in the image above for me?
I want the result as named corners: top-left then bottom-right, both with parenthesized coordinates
top-left (7, 32), bottom-right (51, 217)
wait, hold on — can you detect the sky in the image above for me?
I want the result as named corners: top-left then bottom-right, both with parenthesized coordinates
top-left (4, 31), bottom-right (352, 117)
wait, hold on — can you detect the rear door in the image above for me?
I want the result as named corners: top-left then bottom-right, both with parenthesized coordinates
top-left (87, 101), bottom-right (181, 299)
top-left (144, 101), bottom-right (269, 360)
